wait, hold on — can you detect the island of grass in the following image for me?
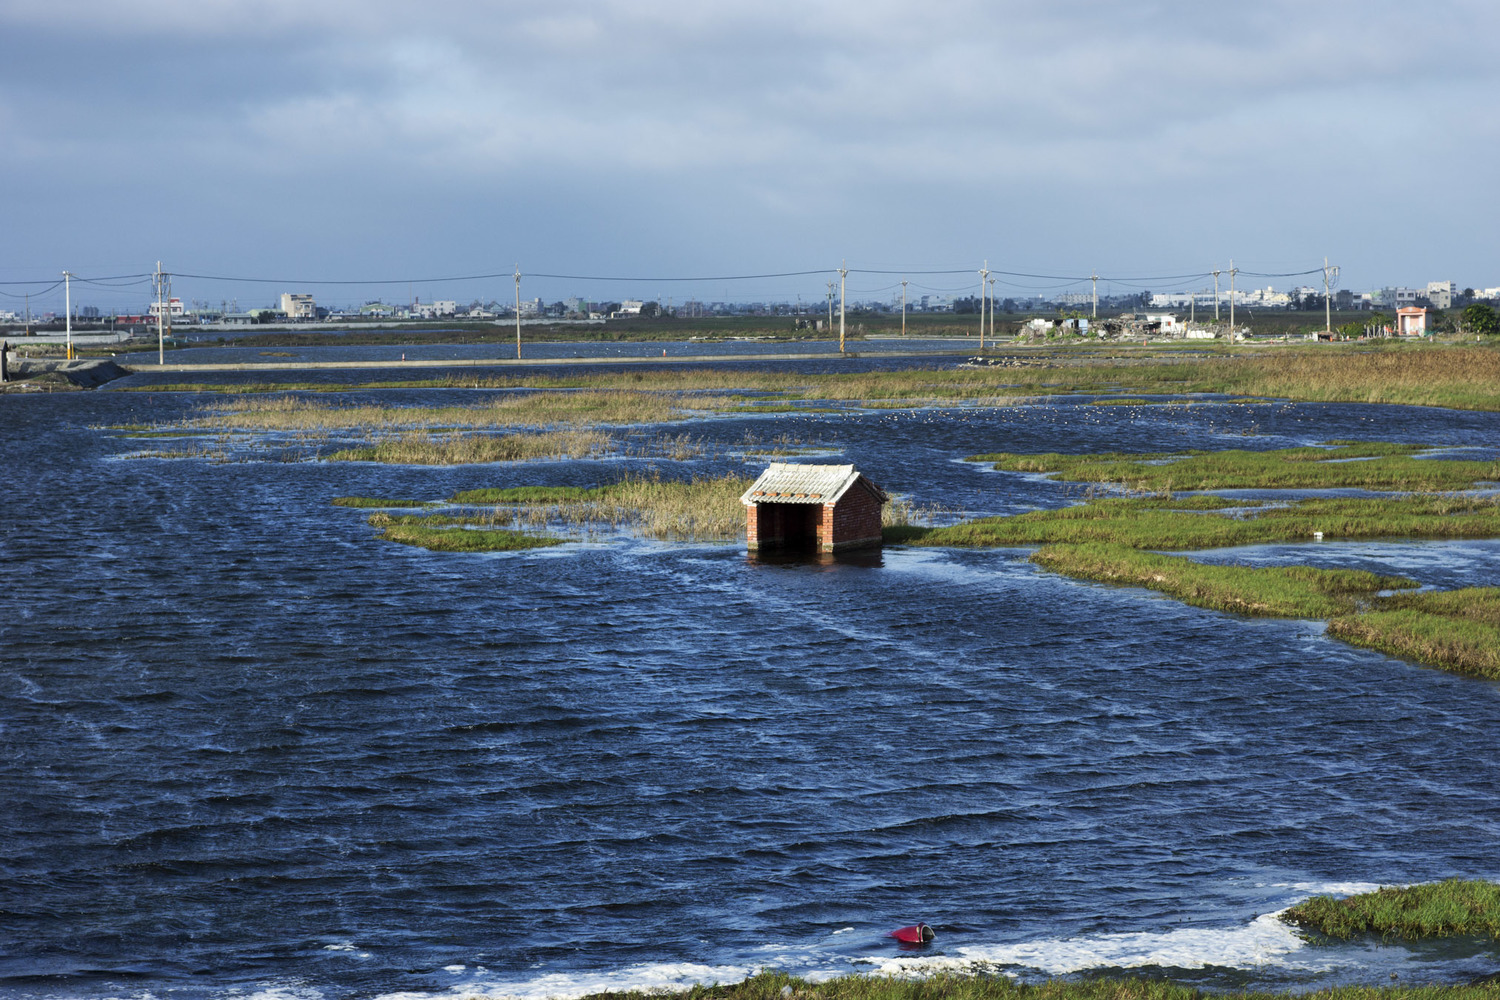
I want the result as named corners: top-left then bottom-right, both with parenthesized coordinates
top-left (888, 441), bottom-right (1500, 678)
top-left (967, 442), bottom-right (1500, 493)
top-left (1282, 879), bottom-right (1500, 941)
top-left (331, 496), bottom-right (435, 508)
top-left (364, 512), bottom-right (563, 553)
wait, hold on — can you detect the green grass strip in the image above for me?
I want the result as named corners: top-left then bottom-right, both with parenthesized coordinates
top-left (1029, 542), bottom-right (1415, 618)
top-left (969, 443), bottom-right (1499, 492)
top-left (1282, 879), bottom-right (1500, 941)
top-left (899, 496), bottom-right (1500, 551)
top-left (375, 520), bottom-right (563, 552)
top-left (452, 485), bottom-right (605, 503)
top-left (331, 496), bottom-right (435, 508)
top-left (1328, 588), bottom-right (1500, 679)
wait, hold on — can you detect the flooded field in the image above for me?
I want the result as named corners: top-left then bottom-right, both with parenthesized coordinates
top-left (4, 347), bottom-right (1499, 1000)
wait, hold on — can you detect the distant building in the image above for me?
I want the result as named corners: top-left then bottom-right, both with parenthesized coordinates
top-left (1426, 280), bottom-right (1456, 310)
top-left (1142, 313), bottom-right (1179, 333)
top-left (149, 297), bottom-right (185, 319)
top-left (1396, 306), bottom-right (1428, 335)
top-left (280, 293), bottom-right (316, 320)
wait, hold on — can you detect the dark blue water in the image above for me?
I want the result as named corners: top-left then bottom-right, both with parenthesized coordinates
top-left (4, 356), bottom-right (1500, 1000)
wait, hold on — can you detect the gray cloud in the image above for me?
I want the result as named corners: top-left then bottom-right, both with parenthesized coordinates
top-left (3, 0), bottom-right (1498, 304)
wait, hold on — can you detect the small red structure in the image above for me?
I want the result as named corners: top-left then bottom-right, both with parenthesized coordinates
top-left (742, 463), bottom-right (887, 554)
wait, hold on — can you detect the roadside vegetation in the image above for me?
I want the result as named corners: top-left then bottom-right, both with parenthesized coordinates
top-left (1282, 880), bottom-right (1500, 941)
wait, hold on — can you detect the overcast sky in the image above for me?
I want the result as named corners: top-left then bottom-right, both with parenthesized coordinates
top-left (3, 0), bottom-right (1498, 311)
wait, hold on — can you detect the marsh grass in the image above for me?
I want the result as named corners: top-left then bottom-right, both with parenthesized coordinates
top-left (970, 443), bottom-right (1500, 492)
top-left (900, 495), bottom-right (1500, 551)
top-left (1282, 879), bottom-right (1500, 941)
top-left (1029, 542), bottom-right (1415, 618)
top-left (121, 343), bottom-right (1500, 411)
top-left (374, 521), bottom-right (563, 553)
top-left (573, 969), bottom-right (1499, 1000)
top-left (327, 429), bottom-right (614, 464)
top-left (450, 473), bottom-right (754, 541)
top-left (331, 496), bottom-right (435, 508)
top-left (1328, 589), bottom-right (1500, 679)
top-left (188, 390), bottom-right (732, 431)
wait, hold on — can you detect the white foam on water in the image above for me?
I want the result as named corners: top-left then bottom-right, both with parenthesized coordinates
top-left (370, 962), bottom-right (758, 1000)
top-left (1275, 880), bottom-right (1385, 897)
top-left (860, 913), bottom-right (1310, 978)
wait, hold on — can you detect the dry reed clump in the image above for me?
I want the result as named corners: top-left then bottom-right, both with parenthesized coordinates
top-left (328, 429), bottom-right (613, 464)
top-left (1219, 346), bottom-right (1500, 410)
top-left (183, 390), bottom-right (735, 432)
top-left (466, 473), bottom-right (755, 541)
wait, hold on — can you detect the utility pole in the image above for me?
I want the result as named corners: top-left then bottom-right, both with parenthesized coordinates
top-left (1323, 256), bottom-right (1339, 335)
top-left (1213, 268), bottom-right (1222, 322)
top-left (838, 260), bottom-right (848, 353)
top-left (901, 278), bottom-right (908, 337)
top-left (979, 261), bottom-right (990, 349)
top-left (514, 266), bottom-right (522, 359)
top-left (63, 270), bottom-right (73, 360)
top-left (989, 277), bottom-right (997, 341)
top-left (1091, 271), bottom-right (1099, 320)
top-left (154, 261), bottom-right (166, 364)
top-left (826, 281), bottom-right (834, 334)
top-left (1229, 259), bottom-right (1238, 335)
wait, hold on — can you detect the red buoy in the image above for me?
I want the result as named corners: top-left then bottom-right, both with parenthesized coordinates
top-left (889, 922), bottom-right (935, 943)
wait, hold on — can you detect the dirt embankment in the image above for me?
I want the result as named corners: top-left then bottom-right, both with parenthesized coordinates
top-left (0, 357), bottom-right (132, 393)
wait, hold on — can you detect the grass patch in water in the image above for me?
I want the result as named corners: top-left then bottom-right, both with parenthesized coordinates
top-left (1328, 589), bottom-right (1500, 679)
top-left (1282, 879), bottom-right (1500, 941)
top-left (1029, 542), bottom-right (1416, 618)
top-left (186, 390), bottom-right (729, 431)
top-left (331, 496), bottom-right (435, 508)
top-left (377, 522), bottom-right (563, 552)
top-left (327, 429), bottom-right (613, 464)
top-left (899, 495), bottom-right (1500, 551)
top-left (969, 442), bottom-right (1499, 492)
top-left (454, 473), bottom-right (754, 541)
top-left (1089, 397), bottom-right (1154, 406)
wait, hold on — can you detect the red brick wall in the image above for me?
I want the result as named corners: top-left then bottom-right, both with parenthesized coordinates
top-left (823, 480), bottom-right (883, 551)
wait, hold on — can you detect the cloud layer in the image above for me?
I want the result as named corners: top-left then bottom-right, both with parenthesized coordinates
top-left (4, 0), bottom-right (1497, 306)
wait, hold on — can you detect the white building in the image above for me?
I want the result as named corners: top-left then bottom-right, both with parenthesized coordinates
top-left (280, 293), bottom-right (316, 320)
top-left (149, 297), bottom-right (185, 319)
top-left (1426, 280), bottom-right (1456, 310)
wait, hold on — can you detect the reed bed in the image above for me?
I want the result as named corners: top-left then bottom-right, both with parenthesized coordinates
top-left (328, 429), bottom-right (614, 464)
top-left (1328, 588), bottom-right (1500, 679)
top-left (1028, 542), bottom-right (1414, 618)
top-left (185, 390), bottom-right (731, 431)
top-left (452, 473), bottom-right (755, 541)
top-left (1282, 879), bottom-right (1500, 941)
top-left (124, 343), bottom-right (1500, 411)
top-left (970, 443), bottom-right (1500, 493)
